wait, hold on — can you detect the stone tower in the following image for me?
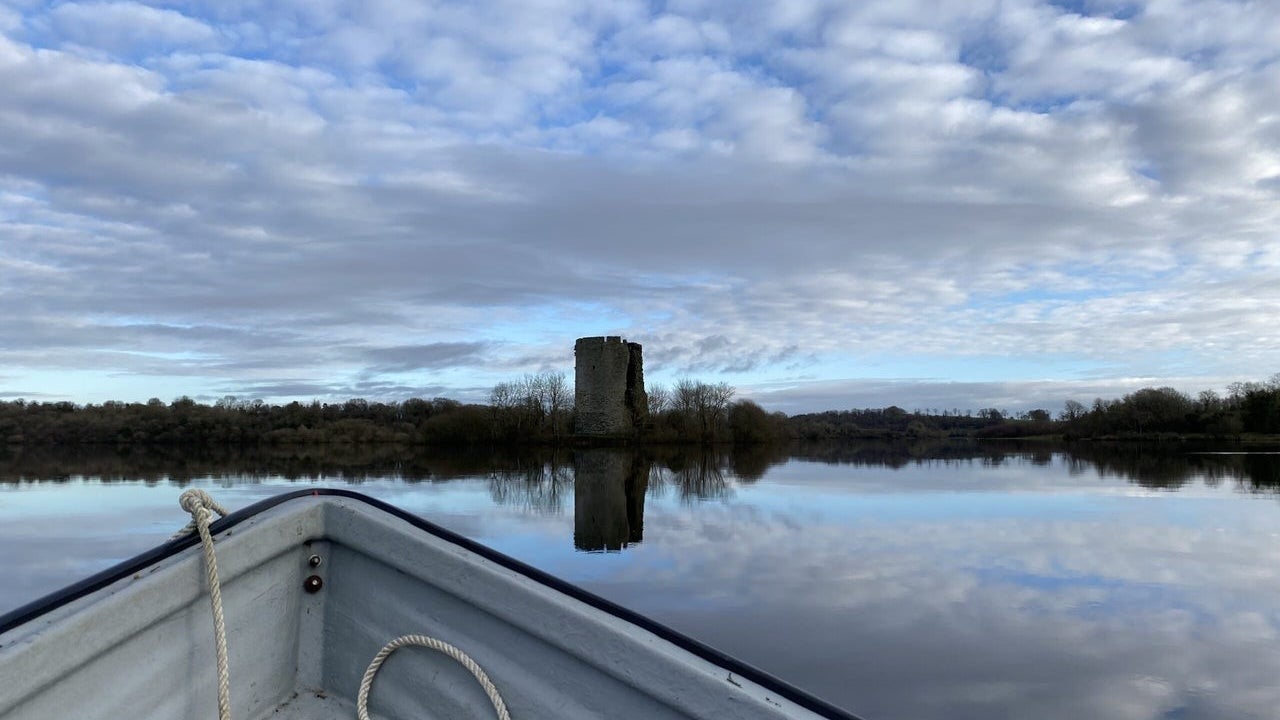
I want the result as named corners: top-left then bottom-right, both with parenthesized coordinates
top-left (574, 336), bottom-right (648, 436)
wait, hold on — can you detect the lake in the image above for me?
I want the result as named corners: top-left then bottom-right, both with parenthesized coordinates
top-left (3, 440), bottom-right (1280, 720)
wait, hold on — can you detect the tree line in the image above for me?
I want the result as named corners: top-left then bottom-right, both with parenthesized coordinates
top-left (786, 375), bottom-right (1280, 441)
top-left (1056, 378), bottom-right (1280, 439)
top-left (3, 373), bottom-right (1280, 447)
top-left (0, 373), bottom-right (786, 447)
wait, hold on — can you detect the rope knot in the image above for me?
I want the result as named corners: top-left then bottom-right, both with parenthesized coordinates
top-left (175, 490), bottom-right (230, 539)
top-left (180, 488), bottom-right (224, 516)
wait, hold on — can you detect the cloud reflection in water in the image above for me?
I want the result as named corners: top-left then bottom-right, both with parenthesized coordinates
top-left (580, 476), bottom-right (1280, 720)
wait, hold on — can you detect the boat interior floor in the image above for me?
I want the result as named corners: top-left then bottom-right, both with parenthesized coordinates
top-left (263, 687), bottom-right (353, 720)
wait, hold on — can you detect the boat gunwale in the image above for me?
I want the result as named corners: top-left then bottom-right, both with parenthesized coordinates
top-left (0, 488), bottom-right (863, 720)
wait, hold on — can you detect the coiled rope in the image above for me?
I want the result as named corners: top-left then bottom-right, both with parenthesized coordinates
top-left (176, 491), bottom-right (511, 720)
top-left (357, 634), bottom-right (512, 720)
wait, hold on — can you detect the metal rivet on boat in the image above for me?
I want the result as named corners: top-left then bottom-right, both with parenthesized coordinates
top-left (308, 554), bottom-right (322, 568)
top-left (304, 575), bottom-right (324, 593)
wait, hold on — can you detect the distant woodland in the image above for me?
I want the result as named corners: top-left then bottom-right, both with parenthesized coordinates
top-left (3, 373), bottom-right (1280, 447)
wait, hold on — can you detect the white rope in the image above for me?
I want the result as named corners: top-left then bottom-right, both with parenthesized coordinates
top-left (177, 489), bottom-right (233, 720)
top-left (357, 634), bottom-right (512, 720)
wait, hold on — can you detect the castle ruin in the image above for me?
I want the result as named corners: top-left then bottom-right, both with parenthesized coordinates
top-left (574, 336), bottom-right (647, 436)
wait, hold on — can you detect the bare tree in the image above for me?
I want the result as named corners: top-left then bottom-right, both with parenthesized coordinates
top-left (491, 371), bottom-right (573, 439)
top-left (702, 382), bottom-right (735, 438)
top-left (489, 381), bottom-right (519, 437)
top-left (673, 378), bottom-right (735, 440)
top-left (518, 373), bottom-right (547, 428)
top-left (489, 382), bottom-right (517, 410)
top-left (674, 378), bottom-right (700, 425)
top-left (647, 384), bottom-right (670, 415)
top-left (1061, 399), bottom-right (1086, 422)
top-left (544, 371), bottom-right (571, 438)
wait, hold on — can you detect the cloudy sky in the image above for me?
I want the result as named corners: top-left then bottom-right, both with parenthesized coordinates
top-left (2, 0), bottom-right (1278, 413)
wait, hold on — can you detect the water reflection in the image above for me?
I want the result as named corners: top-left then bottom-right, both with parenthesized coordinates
top-left (1067, 442), bottom-right (1280, 491)
top-left (8, 441), bottom-right (1280, 719)
top-left (0, 443), bottom-right (502, 483)
top-left (791, 439), bottom-right (1280, 493)
top-left (649, 448), bottom-right (733, 501)
top-left (481, 447), bottom-right (782, 551)
top-left (573, 449), bottom-right (647, 551)
top-left (485, 455), bottom-right (574, 514)
top-left (7, 439), bottom-right (1280, 495)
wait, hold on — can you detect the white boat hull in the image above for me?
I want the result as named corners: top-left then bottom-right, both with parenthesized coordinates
top-left (0, 490), bottom-right (857, 720)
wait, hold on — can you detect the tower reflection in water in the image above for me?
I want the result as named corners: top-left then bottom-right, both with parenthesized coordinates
top-left (573, 449), bottom-right (648, 552)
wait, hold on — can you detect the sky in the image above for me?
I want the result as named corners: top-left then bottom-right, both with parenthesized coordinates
top-left (1, 0), bottom-right (1278, 415)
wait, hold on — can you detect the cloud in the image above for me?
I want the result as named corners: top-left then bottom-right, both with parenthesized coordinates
top-left (42, 2), bottom-right (224, 56)
top-left (0, 390), bottom-right (55, 399)
top-left (217, 379), bottom-right (457, 402)
top-left (363, 342), bottom-right (491, 372)
top-left (1, 1), bottom-right (1279, 407)
top-left (744, 376), bottom-right (1237, 415)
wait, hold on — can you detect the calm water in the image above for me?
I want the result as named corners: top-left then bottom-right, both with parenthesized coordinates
top-left (3, 441), bottom-right (1280, 720)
